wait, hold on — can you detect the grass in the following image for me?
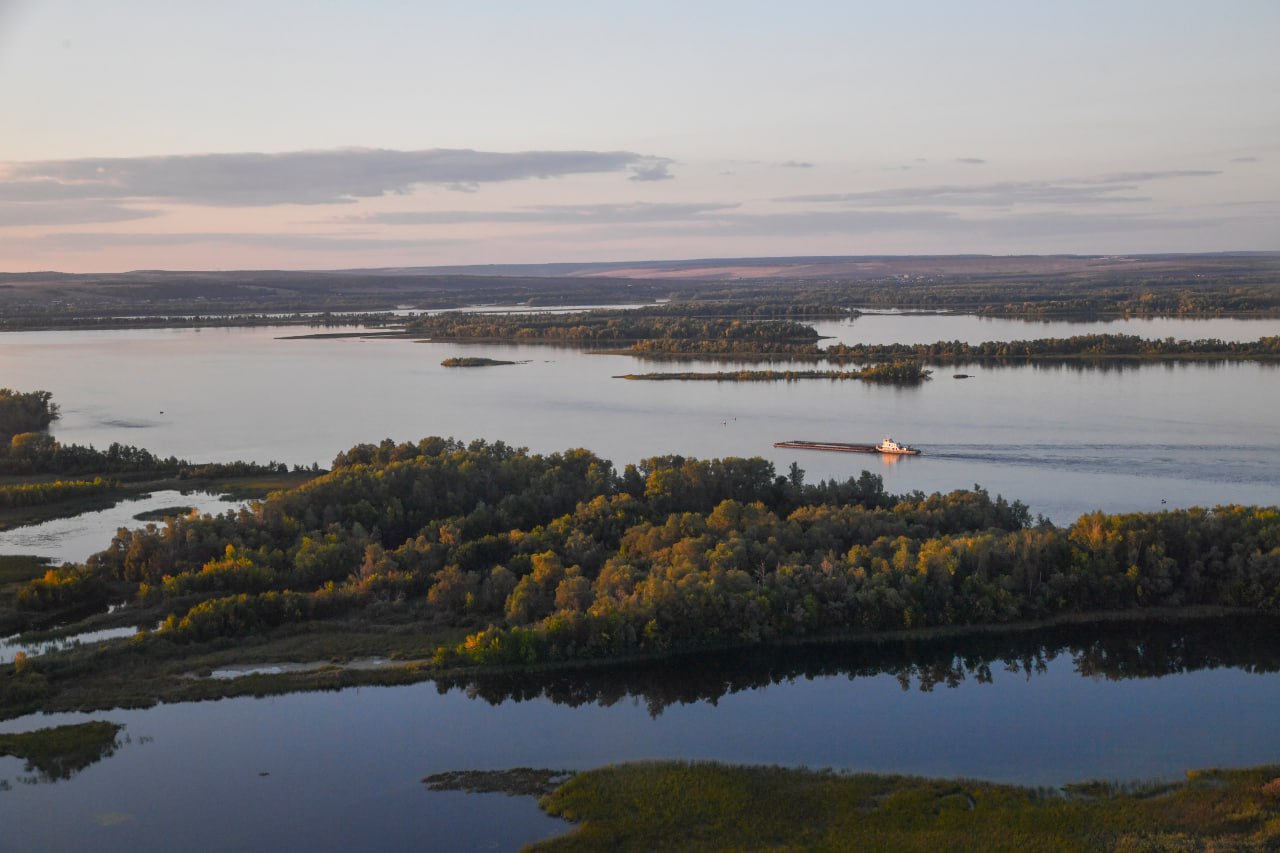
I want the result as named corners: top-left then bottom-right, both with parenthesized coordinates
top-left (0, 490), bottom-right (128, 531)
top-left (132, 505), bottom-right (195, 521)
top-left (527, 761), bottom-right (1280, 852)
top-left (195, 471), bottom-right (320, 500)
top-left (0, 470), bottom-right (322, 531)
top-left (0, 720), bottom-right (123, 782)
top-left (0, 618), bottom-right (475, 718)
top-left (0, 554), bottom-right (52, 585)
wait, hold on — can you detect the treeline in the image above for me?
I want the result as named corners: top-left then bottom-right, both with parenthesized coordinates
top-left (823, 334), bottom-right (1280, 364)
top-left (628, 333), bottom-right (1280, 362)
top-left (435, 615), bottom-right (1280, 715)
top-left (974, 286), bottom-right (1280, 318)
top-left (18, 439), bottom-right (1275, 670)
top-left (0, 437), bottom-right (185, 477)
top-left (0, 417), bottom-right (296, 480)
top-left (615, 362), bottom-right (931, 384)
top-left (405, 309), bottom-right (820, 347)
top-left (628, 339), bottom-right (823, 357)
top-left (16, 566), bottom-right (109, 612)
top-left (0, 389), bottom-right (59, 439)
top-left (0, 478), bottom-right (116, 509)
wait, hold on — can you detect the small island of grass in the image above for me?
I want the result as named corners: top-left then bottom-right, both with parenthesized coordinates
top-left (133, 506), bottom-right (196, 521)
top-left (0, 720), bottom-right (124, 782)
top-left (520, 760), bottom-right (1280, 851)
top-left (440, 357), bottom-right (522, 368)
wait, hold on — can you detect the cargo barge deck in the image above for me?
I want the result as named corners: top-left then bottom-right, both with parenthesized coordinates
top-left (774, 438), bottom-right (922, 456)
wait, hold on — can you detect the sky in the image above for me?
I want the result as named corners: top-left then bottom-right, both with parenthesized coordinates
top-left (0, 0), bottom-right (1277, 272)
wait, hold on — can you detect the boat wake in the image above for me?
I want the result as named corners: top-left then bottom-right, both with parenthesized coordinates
top-left (922, 443), bottom-right (1280, 486)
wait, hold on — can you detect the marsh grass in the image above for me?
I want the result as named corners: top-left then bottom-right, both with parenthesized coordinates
top-left (0, 555), bottom-right (51, 586)
top-left (132, 506), bottom-right (195, 521)
top-left (0, 720), bottom-right (123, 782)
top-left (528, 761), bottom-right (1280, 852)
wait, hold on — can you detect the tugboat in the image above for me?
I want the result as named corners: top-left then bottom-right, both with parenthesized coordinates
top-left (773, 437), bottom-right (923, 456)
top-left (875, 437), bottom-right (921, 455)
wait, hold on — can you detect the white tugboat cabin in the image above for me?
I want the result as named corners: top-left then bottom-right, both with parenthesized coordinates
top-left (875, 437), bottom-right (921, 455)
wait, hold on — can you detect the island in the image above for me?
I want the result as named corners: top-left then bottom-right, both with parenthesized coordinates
top-left (2, 431), bottom-right (1277, 719)
top-left (451, 759), bottom-right (1280, 851)
top-left (440, 357), bottom-right (522, 367)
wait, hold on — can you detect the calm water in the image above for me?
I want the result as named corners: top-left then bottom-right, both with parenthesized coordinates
top-left (0, 315), bottom-right (1276, 526)
top-left (1, 618), bottom-right (1278, 852)
top-left (0, 490), bottom-right (241, 566)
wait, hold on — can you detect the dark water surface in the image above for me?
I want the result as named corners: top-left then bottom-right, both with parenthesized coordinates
top-left (2, 618), bottom-right (1279, 852)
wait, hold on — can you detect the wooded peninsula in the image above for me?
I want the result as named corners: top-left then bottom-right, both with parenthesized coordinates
top-left (2, 428), bottom-right (1277, 719)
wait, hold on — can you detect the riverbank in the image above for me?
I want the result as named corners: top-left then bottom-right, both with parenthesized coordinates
top-left (0, 604), bottom-right (1265, 720)
top-left (0, 470), bottom-right (319, 532)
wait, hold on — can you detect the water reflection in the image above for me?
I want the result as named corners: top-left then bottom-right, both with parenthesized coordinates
top-left (435, 616), bottom-right (1280, 718)
top-left (0, 625), bottom-right (147, 665)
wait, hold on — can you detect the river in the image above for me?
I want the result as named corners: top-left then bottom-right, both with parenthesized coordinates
top-left (1, 617), bottom-right (1278, 851)
top-left (0, 314), bottom-right (1277, 850)
top-left (0, 314), bottom-right (1276, 525)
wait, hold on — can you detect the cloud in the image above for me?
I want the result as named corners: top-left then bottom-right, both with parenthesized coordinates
top-left (12, 231), bottom-right (458, 252)
top-left (0, 148), bottom-right (677, 207)
top-left (627, 160), bottom-right (675, 182)
top-left (0, 201), bottom-right (160, 227)
top-left (956, 157), bottom-right (988, 165)
top-left (339, 202), bottom-right (740, 226)
top-left (777, 181), bottom-right (1149, 207)
top-left (1072, 170), bottom-right (1220, 184)
top-left (775, 170), bottom-right (1222, 209)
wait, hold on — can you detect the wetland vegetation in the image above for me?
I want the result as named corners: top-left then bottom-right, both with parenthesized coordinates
top-left (0, 721), bottom-right (123, 783)
top-left (521, 760), bottom-right (1280, 851)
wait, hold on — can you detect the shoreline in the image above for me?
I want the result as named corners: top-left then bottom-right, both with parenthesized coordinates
top-left (3, 604), bottom-right (1266, 720)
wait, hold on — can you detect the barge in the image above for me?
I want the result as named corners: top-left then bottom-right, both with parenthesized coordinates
top-left (773, 437), bottom-right (922, 456)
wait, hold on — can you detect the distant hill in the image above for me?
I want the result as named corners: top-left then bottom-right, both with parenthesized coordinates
top-left (2, 252), bottom-right (1277, 321)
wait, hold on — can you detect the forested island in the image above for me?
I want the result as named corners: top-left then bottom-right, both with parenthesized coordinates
top-left (398, 303), bottom-right (1280, 367)
top-left (2, 432), bottom-right (1277, 719)
top-left (821, 333), bottom-right (1280, 364)
top-left (406, 307), bottom-right (824, 348)
top-left (615, 362), bottom-right (931, 384)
